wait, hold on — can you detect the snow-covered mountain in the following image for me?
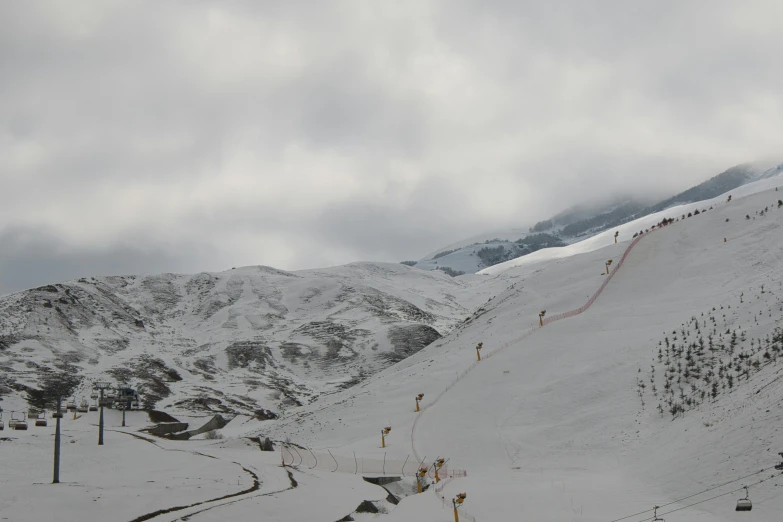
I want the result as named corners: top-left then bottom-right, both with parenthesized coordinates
top-left (2, 174), bottom-right (783, 522)
top-left (415, 162), bottom-right (783, 275)
top-left (0, 263), bottom-right (513, 417)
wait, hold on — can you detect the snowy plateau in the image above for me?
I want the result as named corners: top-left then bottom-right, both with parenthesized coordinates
top-left (2, 175), bottom-right (783, 521)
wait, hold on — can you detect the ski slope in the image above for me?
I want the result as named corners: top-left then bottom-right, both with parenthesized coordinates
top-left (2, 180), bottom-right (783, 522)
top-left (264, 182), bottom-right (783, 521)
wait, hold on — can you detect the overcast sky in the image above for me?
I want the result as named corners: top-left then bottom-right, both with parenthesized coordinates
top-left (1, 1), bottom-right (782, 295)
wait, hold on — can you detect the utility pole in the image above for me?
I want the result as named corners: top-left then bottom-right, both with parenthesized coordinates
top-left (53, 396), bottom-right (63, 484)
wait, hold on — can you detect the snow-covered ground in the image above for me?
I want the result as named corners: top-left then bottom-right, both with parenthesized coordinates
top-left (2, 178), bottom-right (783, 521)
top-left (0, 409), bottom-right (387, 522)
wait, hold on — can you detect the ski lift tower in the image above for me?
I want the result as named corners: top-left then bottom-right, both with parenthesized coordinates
top-left (52, 396), bottom-right (64, 483)
top-left (116, 399), bottom-right (127, 427)
top-left (93, 381), bottom-right (112, 445)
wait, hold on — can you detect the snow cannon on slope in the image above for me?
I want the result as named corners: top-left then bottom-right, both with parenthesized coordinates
top-left (415, 393), bottom-right (424, 412)
top-left (453, 493), bottom-right (467, 522)
top-left (417, 466), bottom-right (429, 493)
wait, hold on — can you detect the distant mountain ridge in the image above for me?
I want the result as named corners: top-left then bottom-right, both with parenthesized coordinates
top-left (414, 162), bottom-right (783, 274)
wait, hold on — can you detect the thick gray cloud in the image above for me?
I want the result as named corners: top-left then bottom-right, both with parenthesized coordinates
top-left (1, 0), bottom-right (781, 294)
top-left (0, 225), bottom-right (222, 296)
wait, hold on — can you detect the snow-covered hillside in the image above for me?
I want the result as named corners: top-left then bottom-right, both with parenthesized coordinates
top-left (482, 170), bottom-right (783, 275)
top-left (0, 263), bottom-right (512, 418)
top-left (416, 162), bottom-right (783, 276)
top-left (2, 177), bottom-right (783, 522)
top-left (256, 181), bottom-right (783, 521)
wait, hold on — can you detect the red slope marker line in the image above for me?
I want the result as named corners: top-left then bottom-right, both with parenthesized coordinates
top-left (411, 226), bottom-right (661, 461)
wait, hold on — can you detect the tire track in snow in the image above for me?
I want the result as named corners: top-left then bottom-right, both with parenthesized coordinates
top-left (107, 430), bottom-right (263, 522)
top-left (174, 470), bottom-right (298, 521)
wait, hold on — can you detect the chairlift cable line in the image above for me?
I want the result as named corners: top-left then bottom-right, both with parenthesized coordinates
top-left (609, 465), bottom-right (776, 522)
top-left (633, 472), bottom-right (780, 522)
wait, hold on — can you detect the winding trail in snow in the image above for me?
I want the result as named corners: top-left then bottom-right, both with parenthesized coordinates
top-left (108, 431), bottom-right (265, 522)
top-left (173, 470), bottom-right (298, 522)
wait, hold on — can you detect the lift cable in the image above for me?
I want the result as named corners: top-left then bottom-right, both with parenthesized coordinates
top-left (635, 472), bottom-right (780, 522)
top-left (609, 465), bottom-right (777, 522)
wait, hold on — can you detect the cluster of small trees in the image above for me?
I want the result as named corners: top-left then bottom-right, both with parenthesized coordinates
top-left (438, 266), bottom-right (465, 277)
top-left (432, 249), bottom-right (458, 260)
top-left (476, 245), bottom-right (509, 266)
top-left (630, 208), bottom-right (711, 239)
top-left (746, 202), bottom-right (780, 221)
top-left (640, 281), bottom-right (783, 419)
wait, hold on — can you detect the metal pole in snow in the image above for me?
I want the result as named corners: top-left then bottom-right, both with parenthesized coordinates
top-left (98, 388), bottom-right (104, 445)
top-left (53, 396), bottom-right (61, 484)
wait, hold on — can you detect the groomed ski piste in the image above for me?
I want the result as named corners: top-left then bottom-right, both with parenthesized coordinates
top-left (3, 175), bottom-right (783, 521)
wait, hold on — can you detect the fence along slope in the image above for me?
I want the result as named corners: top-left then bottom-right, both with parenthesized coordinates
top-left (541, 232), bottom-right (648, 325)
top-left (411, 227), bottom-right (658, 461)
